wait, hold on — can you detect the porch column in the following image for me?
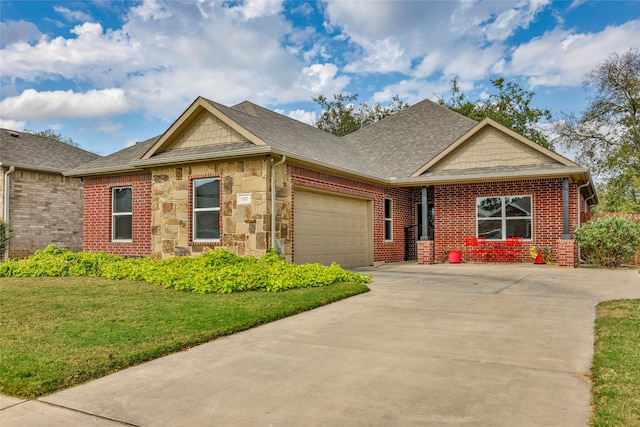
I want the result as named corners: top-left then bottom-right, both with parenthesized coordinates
top-left (420, 186), bottom-right (429, 240)
top-left (562, 178), bottom-right (571, 239)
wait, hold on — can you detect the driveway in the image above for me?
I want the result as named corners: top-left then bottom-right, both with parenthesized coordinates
top-left (2, 263), bottom-right (639, 426)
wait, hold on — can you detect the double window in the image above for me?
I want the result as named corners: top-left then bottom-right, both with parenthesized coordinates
top-left (193, 178), bottom-right (220, 241)
top-left (112, 187), bottom-right (132, 241)
top-left (477, 196), bottom-right (532, 240)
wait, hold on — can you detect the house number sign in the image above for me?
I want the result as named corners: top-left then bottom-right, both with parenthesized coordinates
top-left (237, 193), bottom-right (251, 205)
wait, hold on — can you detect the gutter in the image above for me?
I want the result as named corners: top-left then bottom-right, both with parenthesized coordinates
top-left (3, 163), bottom-right (15, 260)
top-left (270, 155), bottom-right (286, 255)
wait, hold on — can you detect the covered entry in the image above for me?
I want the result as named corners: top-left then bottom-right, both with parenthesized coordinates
top-left (293, 188), bottom-right (373, 267)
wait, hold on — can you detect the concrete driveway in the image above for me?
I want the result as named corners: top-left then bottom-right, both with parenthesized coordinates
top-left (2, 263), bottom-right (639, 426)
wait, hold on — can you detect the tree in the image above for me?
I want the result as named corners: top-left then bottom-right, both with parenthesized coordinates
top-left (313, 93), bottom-right (408, 136)
top-left (554, 49), bottom-right (640, 213)
top-left (439, 77), bottom-right (553, 149)
top-left (22, 129), bottom-right (79, 147)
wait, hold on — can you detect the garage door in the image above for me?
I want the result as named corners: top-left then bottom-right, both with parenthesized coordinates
top-left (293, 189), bottom-right (373, 267)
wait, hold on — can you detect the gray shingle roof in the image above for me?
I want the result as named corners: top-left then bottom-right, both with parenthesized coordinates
top-left (65, 136), bottom-right (159, 176)
top-left (343, 99), bottom-right (478, 178)
top-left (0, 128), bottom-right (101, 173)
top-left (205, 99), bottom-right (383, 178)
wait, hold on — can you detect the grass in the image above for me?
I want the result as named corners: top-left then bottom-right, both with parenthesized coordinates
top-left (0, 277), bottom-right (369, 399)
top-left (591, 299), bottom-right (640, 426)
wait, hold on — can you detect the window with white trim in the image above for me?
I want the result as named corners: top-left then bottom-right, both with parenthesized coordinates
top-left (476, 196), bottom-right (532, 240)
top-left (384, 198), bottom-right (393, 241)
top-left (193, 178), bottom-right (220, 241)
top-left (112, 187), bottom-right (132, 241)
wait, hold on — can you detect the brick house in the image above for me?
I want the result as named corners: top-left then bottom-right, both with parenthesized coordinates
top-left (1, 129), bottom-right (101, 258)
top-left (66, 97), bottom-right (596, 267)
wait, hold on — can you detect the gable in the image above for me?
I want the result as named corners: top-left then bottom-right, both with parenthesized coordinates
top-left (169, 111), bottom-right (251, 151)
top-left (429, 126), bottom-right (556, 172)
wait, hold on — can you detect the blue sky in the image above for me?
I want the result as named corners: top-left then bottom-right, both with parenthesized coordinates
top-left (1, 0), bottom-right (639, 156)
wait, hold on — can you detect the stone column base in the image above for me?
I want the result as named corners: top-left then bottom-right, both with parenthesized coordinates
top-left (557, 239), bottom-right (577, 268)
top-left (417, 240), bottom-right (434, 265)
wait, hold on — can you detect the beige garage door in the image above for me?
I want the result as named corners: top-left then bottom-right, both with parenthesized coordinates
top-left (294, 189), bottom-right (373, 267)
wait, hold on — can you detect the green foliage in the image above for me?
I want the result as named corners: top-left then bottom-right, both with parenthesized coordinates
top-left (0, 219), bottom-right (13, 256)
top-left (555, 49), bottom-right (640, 213)
top-left (575, 216), bottom-right (640, 268)
top-left (313, 93), bottom-right (408, 136)
top-left (0, 245), bottom-right (371, 293)
top-left (439, 77), bottom-right (553, 149)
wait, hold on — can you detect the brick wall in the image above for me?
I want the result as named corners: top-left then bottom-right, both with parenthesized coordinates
top-left (83, 174), bottom-right (152, 257)
top-left (433, 178), bottom-right (578, 264)
top-left (2, 168), bottom-right (86, 258)
top-left (291, 166), bottom-right (414, 264)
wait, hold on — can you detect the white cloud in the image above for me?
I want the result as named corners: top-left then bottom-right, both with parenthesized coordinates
top-left (227, 0), bottom-right (283, 21)
top-left (90, 120), bottom-right (124, 134)
top-left (509, 20), bottom-right (640, 86)
top-left (296, 63), bottom-right (349, 95)
top-left (0, 119), bottom-right (27, 131)
top-left (483, 0), bottom-right (551, 41)
top-left (130, 0), bottom-right (172, 22)
top-left (54, 6), bottom-right (93, 23)
top-left (0, 88), bottom-right (130, 120)
top-left (286, 109), bottom-right (317, 126)
top-left (0, 22), bottom-right (139, 82)
top-left (0, 20), bottom-right (41, 48)
top-left (344, 38), bottom-right (409, 74)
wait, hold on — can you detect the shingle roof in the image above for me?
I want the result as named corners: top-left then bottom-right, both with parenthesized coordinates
top-left (0, 128), bottom-right (101, 173)
top-left (343, 99), bottom-right (478, 178)
top-left (65, 136), bottom-right (159, 176)
top-left (205, 99), bottom-right (383, 178)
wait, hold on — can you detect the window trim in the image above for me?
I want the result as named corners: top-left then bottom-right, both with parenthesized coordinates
top-left (384, 197), bottom-right (393, 242)
top-left (476, 195), bottom-right (532, 241)
top-left (192, 177), bottom-right (221, 243)
top-left (112, 186), bottom-right (132, 242)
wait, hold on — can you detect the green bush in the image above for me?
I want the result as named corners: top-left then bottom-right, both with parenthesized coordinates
top-left (576, 216), bottom-right (640, 268)
top-left (0, 245), bottom-right (371, 293)
top-left (0, 219), bottom-right (13, 256)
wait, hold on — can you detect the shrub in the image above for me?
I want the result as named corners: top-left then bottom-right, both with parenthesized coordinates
top-left (0, 219), bottom-right (13, 256)
top-left (0, 245), bottom-right (371, 293)
top-left (576, 216), bottom-right (640, 268)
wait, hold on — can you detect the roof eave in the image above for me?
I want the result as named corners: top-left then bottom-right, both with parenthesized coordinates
top-left (389, 167), bottom-right (592, 186)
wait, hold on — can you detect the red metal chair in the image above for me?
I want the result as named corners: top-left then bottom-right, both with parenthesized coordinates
top-left (465, 237), bottom-right (490, 262)
top-left (495, 237), bottom-right (523, 263)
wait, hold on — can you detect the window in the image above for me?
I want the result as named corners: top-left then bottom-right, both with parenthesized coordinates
top-left (193, 178), bottom-right (220, 241)
top-left (112, 187), bottom-right (132, 241)
top-left (384, 198), bottom-right (393, 241)
top-left (477, 196), bottom-right (531, 240)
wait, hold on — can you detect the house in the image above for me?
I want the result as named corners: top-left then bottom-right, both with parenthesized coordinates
top-left (1, 129), bottom-right (101, 258)
top-left (65, 97), bottom-right (596, 267)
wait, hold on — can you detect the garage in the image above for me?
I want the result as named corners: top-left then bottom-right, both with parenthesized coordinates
top-left (293, 188), bottom-right (373, 267)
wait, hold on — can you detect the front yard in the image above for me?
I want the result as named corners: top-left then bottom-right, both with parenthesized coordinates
top-left (0, 277), bottom-right (369, 399)
top-left (591, 299), bottom-right (640, 426)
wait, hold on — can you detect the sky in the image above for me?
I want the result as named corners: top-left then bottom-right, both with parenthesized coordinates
top-left (1, 0), bottom-right (639, 157)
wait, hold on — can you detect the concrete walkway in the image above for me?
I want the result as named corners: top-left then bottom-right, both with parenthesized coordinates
top-left (2, 264), bottom-right (639, 426)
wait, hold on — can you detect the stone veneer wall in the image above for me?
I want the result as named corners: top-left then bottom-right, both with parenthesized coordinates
top-left (151, 158), bottom-right (279, 259)
top-left (3, 168), bottom-right (85, 258)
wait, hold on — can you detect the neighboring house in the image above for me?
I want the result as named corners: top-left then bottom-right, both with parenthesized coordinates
top-left (1, 129), bottom-right (101, 258)
top-left (66, 97), bottom-right (596, 267)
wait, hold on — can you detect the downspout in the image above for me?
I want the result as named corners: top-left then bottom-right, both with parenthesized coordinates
top-left (270, 155), bottom-right (286, 255)
top-left (576, 180), bottom-right (595, 263)
top-left (3, 164), bottom-right (15, 260)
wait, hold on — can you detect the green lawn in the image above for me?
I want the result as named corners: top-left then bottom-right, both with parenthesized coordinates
top-left (591, 299), bottom-right (640, 426)
top-left (0, 277), bottom-right (369, 399)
